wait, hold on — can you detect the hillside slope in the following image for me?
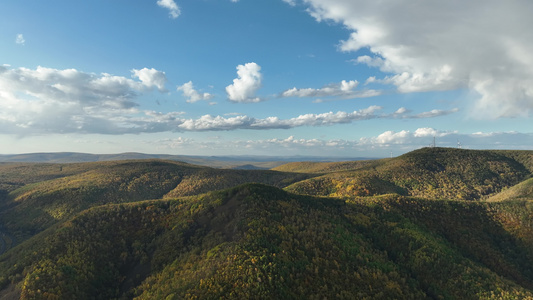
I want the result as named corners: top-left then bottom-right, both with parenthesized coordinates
top-left (0, 184), bottom-right (532, 299)
top-left (488, 177), bottom-right (533, 202)
top-left (0, 160), bottom-right (311, 243)
top-left (491, 150), bottom-right (533, 173)
top-left (0, 162), bottom-right (109, 193)
top-left (285, 148), bottom-right (532, 200)
top-left (271, 159), bottom-right (378, 174)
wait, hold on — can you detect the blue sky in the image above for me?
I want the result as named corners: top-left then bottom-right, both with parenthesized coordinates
top-left (1, 0), bottom-right (532, 157)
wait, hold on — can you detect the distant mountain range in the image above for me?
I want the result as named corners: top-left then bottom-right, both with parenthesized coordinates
top-left (0, 152), bottom-right (375, 169)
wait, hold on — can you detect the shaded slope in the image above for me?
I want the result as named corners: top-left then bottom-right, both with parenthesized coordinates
top-left (1, 184), bottom-right (532, 299)
top-left (348, 195), bottom-right (533, 298)
top-left (286, 148), bottom-right (531, 200)
top-left (491, 150), bottom-right (533, 173)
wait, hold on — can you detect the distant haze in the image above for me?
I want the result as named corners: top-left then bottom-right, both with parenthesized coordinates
top-left (0, 152), bottom-right (377, 169)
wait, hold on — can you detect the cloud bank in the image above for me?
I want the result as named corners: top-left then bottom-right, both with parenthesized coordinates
top-left (0, 65), bottom-right (457, 135)
top-left (302, 0), bottom-right (533, 118)
top-left (153, 129), bottom-right (533, 156)
top-left (0, 65), bottom-right (168, 134)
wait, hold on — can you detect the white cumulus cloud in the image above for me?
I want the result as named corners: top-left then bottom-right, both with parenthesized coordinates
top-left (374, 130), bottom-right (411, 144)
top-left (414, 128), bottom-right (440, 138)
top-left (15, 34), bottom-right (25, 45)
top-left (357, 128), bottom-right (533, 153)
top-left (131, 68), bottom-right (168, 92)
top-left (177, 81), bottom-right (214, 103)
top-left (282, 0), bottom-right (297, 6)
top-left (281, 80), bottom-right (378, 99)
top-left (171, 105), bottom-right (454, 131)
top-left (225, 62), bottom-right (263, 103)
top-left (359, 128), bottom-right (456, 147)
top-left (0, 65), bottom-right (459, 135)
top-left (411, 108), bottom-right (459, 119)
top-left (157, 0), bottom-right (181, 19)
top-left (303, 0), bottom-right (533, 118)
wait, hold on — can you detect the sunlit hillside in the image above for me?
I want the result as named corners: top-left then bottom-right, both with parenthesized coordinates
top-left (488, 178), bottom-right (533, 202)
top-left (283, 148), bottom-right (533, 200)
top-left (0, 160), bottom-right (311, 243)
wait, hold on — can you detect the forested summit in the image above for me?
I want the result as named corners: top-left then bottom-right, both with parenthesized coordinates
top-left (282, 147), bottom-right (533, 200)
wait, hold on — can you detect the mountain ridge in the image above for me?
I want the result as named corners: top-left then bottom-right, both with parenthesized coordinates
top-left (0, 152), bottom-right (375, 169)
top-left (1, 147), bottom-right (533, 298)
top-left (283, 147), bottom-right (533, 200)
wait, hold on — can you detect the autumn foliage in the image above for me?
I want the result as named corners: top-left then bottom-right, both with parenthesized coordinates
top-left (0, 148), bottom-right (532, 299)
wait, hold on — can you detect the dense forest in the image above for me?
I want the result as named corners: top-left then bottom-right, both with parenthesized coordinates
top-left (1, 147), bottom-right (533, 299)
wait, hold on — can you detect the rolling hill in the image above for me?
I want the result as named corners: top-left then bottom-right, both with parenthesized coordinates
top-left (0, 160), bottom-right (311, 243)
top-left (282, 147), bottom-right (533, 200)
top-left (0, 147), bottom-right (533, 299)
top-left (0, 184), bottom-right (532, 299)
top-left (0, 152), bottom-right (372, 169)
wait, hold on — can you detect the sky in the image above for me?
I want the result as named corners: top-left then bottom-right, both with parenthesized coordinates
top-left (1, 0), bottom-right (532, 158)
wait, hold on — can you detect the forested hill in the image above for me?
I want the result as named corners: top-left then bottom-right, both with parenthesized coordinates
top-left (283, 147), bottom-right (533, 200)
top-left (0, 160), bottom-right (310, 242)
top-left (1, 184), bottom-right (533, 299)
top-left (0, 148), bottom-right (533, 298)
